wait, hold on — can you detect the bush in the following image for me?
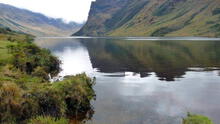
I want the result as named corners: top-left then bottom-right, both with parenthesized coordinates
top-left (28, 74), bottom-right (95, 122)
top-left (32, 67), bottom-right (49, 81)
top-left (52, 74), bottom-right (96, 118)
top-left (10, 42), bottom-right (61, 79)
top-left (0, 74), bottom-right (96, 123)
top-left (30, 86), bottom-right (66, 118)
top-left (183, 113), bottom-right (214, 124)
top-left (0, 82), bottom-right (24, 123)
top-left (28, 116), bottom-right (68, 124)
top-left (26, 74), bottom-right (95, 122)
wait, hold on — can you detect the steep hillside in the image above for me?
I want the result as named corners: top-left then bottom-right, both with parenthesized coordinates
top-left (74, 0), bottom-right (220, 37)
top-left (0, 3), bottom-right (82, 36)
top-left (74, 0), bottom-right (128, 36)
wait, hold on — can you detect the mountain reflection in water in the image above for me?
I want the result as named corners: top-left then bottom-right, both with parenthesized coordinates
top-left (80, 38), bottom-right (220, 81)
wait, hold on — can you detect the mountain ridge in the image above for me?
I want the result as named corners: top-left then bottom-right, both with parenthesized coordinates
top-left (0, 3), bottom-right (82, 36)
top-left (74, 0), bottom-right (220, 37)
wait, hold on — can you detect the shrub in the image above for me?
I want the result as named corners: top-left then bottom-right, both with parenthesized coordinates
top-left (10, 42), bottom-right (61, 79)
top-left (183, 113), bottom-right (214, 124)
top-left (30, 86), bottom-right (66, 118)
top-left (28, 116), bottom-right (69, 124)
top-left (0, 82), bottom-right (24, 123)
top-left (25, 74), bottom-right (95, 122)
top-left (52, 74), bottom-right (96, 118)
top-left (0, 74), bottom-right (96, 123)
top-left (32, 67), bottom-right (49, 81)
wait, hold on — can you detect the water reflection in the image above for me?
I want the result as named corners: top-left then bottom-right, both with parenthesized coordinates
top-left (36, 38), bottom-right (94, 77)
top-left (91, 70), bottom-right (220, 124)
top-left (54, 46), bottom-right (93, 76)
top-left (81, 38), bottom-right (220, 81)
top-left (35, 37), bottom-right (220, 124)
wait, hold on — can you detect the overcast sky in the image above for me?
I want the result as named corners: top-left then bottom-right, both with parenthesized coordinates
top-left (0, 0), bottom-right (95, 23)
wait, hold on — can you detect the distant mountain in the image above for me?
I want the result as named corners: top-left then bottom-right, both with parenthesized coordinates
top-left (0, 3), bottom-right (82, 36)
top-left (74, 0), bottom-right (220, 37)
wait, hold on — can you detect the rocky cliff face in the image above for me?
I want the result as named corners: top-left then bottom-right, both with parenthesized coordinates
top-left (74, 0), bottom-right (220, 37)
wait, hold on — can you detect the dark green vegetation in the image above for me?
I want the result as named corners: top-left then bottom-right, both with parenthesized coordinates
top-left (0, 3), bottom-right (82, 36)
top-left (28, 116), bottom-right (69, 124)
top-left (10, 42), bottom-right (61, 80)
top-left (81, 38), bottom-right (220, 81)
top-left (183, 113), bottom-right (214, 124)
top-left (0, 28), bottom-right (95, 124)
top-left (75, 0), bottom-right (220, 37)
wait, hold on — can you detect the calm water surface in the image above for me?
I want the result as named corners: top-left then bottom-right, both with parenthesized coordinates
top-left (35, 37), bottom-right (220, 124)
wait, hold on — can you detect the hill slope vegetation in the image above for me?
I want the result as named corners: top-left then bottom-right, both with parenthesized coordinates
top-left (74, 0), bottom-right (220, 37)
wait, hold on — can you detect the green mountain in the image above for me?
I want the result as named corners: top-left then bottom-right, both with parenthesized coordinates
top-left (0, 3), bottom-right (82, 36)
top-left (74, 0), bottom-right (220, 37)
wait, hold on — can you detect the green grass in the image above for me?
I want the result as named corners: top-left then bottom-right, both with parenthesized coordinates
top-left (0, 40), bottom-right (12, 63)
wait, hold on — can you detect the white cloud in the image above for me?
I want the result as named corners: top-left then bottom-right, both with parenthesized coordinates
top-left (0, 0), bottom-right (95, 23)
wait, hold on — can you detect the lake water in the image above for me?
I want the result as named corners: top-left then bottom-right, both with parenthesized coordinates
top-left (35, 37), bottom-right (220, 124)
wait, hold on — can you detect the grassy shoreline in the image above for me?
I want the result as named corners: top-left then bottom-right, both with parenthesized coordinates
top-left (0, 28), bottom-right (95, 124)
